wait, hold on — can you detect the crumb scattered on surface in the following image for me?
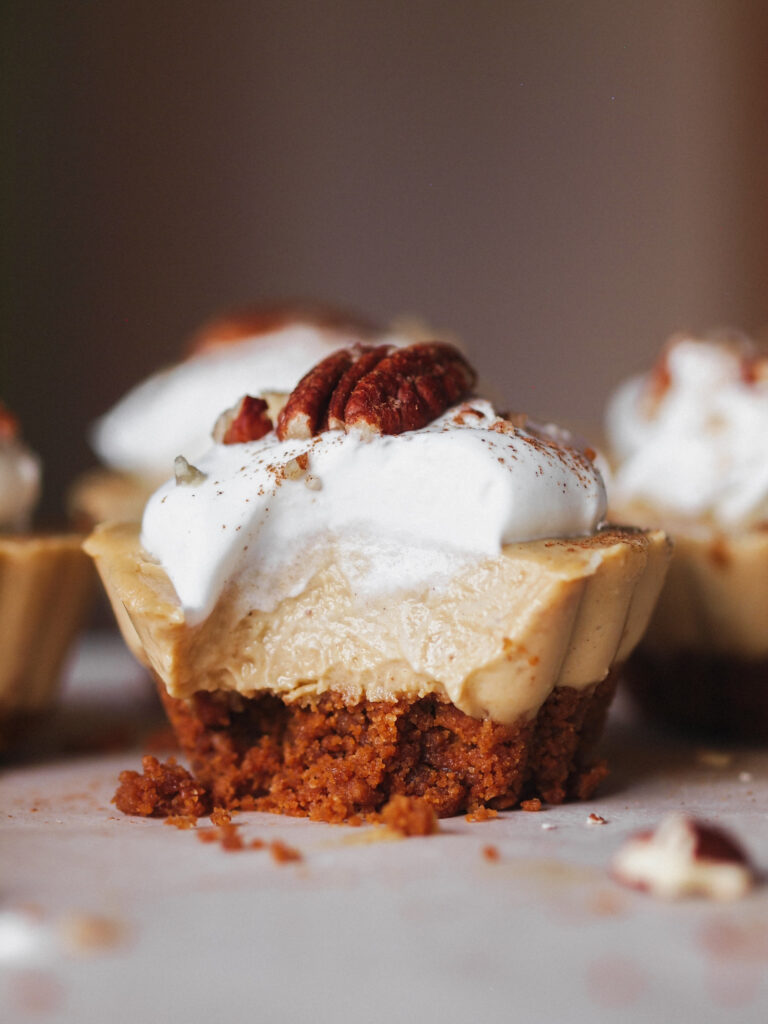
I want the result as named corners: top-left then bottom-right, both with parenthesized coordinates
top-left (164, 814), bottom-right (197, 830)
top-left (58, 914), bottom-right (125, 954)
top-left (541, 822), bottom-right (557, 830)
top-left (380, 795), bottom-right (439, 836)
top-left (269, 840), bottom-right (302, 864)
top-left (521, 798), bottom-right (542, 812)
top-left (113, 755), bottom-right (210, 818)
top-left (219, 824), bottom-right (244, 851)
top-left (210, 807), bottom-right (232, 826)
top-left (465, 806), bottom-right (498, 823)
top-left (587, 813), bottom-right (607, 825)
top-left (482, 845), bottom-right (500, 862)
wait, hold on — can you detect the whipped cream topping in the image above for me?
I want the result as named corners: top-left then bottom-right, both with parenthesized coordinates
top-left (0, 425), bottom-right (40, 531)
top-left (141, 400), bottom-right (606, 624)
top-left (606, 335), bottom-right (768, 528)
top-left (92, 323), bottom-right (404, 478)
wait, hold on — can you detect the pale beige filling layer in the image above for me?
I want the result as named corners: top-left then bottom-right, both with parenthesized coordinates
top-left (611, 504), bottom-right (768, 658)
top-left (87, 524), bottom-right (669, 724)
top-left (0, 534), bottom-right (94, 717)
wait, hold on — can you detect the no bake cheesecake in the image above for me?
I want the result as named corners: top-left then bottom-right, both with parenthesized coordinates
top-left (606, 332), bottom-right (768, 738)
top-left (87, 342), bottom-right (670, 820)
top-left (70, 301), bottom-right (398, 527)
top-left (0, 404), bottom-right (92, 743)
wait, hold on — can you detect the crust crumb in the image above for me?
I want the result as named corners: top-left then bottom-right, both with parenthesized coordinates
top-left (465, 806), bottom-right (499, 823)
top-left (164, 814), bottom-right (197, 830)
top-left (269, 840), bottom-right (303, 863)
top-left (113, 755), bottom-right (210, 818)
top-left (210, 807), bottom-right (232, 826)
top-left (380, 795), bottom-right (439, 836)
top-left (521, 798), bottom-right (542, 812)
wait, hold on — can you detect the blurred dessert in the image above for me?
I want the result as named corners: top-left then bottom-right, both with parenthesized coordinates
top-left (70, 301), bottom-right (404, 527)
top-left (606, 331), bottom-right (768, 737)
top-left (86, 342), bottom-right (670, 822)
top-left (0, 403), bottom-right (93, 744)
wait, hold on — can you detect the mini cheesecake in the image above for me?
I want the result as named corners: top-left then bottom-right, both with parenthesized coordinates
top-left (87, 343), bottom-right (670, 820)
top-left (71, 302), bottom-right (404, 528)
top-left (0, 404), bottom-right (93, 745)
top-left (606, 333), bottom-right (768, 738)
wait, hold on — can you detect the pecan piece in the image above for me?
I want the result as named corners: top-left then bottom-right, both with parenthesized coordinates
top-left (213, 396), bottom-right (272, 445)
top-left (276, 348), bottom-right (357, 440)
top-left (344, 342), bottom-right (476, 437)
top-left (611, 814), bottom-right (754, 901)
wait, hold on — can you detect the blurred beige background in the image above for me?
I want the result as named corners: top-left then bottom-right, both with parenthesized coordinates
top-left (3, 0), bottom-right (768, 520)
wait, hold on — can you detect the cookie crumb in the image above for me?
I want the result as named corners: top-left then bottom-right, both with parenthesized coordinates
top-left (164, 814), bottom-right (197, 830)
top-left (482, 845), bottom-right (500, 862)
top-left (521, 798), bottom-right (542, 812)
top-left (113, 755), bottom-right (210, 819)
top-left (587, 813), bottom-right (607, 825)
top-left (58, 913), bottom-right (125, 954)
top-left (269, 840), bottom-right (302, 864)
top-left (380, 795), bottom-right (439, 836)
top-left (465, 806), bottom-right (498, 823)
top-left (210, 807), bottom-right (232, 826)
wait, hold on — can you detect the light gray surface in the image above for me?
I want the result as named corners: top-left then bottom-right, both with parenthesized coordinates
top-left (2, 634), bottom-right (768, 1023)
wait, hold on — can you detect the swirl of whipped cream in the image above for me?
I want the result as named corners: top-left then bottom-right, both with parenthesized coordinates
top-left (92, 322), bottom-right (405, 479)
top-left (141, 400), bottom-right (606, 624)
top-left (606, 335), bottom-right (768, 528)
top-left (0, 409), bottom-right (41, 531)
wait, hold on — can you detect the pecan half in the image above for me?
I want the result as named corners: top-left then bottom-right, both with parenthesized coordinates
top-left (213, 396), bottom-right (272, 445)
top-left (276, 342), bottom-right (476, 440)
top-left (276, 348), bottom-right (358, 440)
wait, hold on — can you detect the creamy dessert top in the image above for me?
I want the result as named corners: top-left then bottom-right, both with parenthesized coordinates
top-left (141, 398), bottom-right (607, 625)
top-left (0, 404), bottom-right (41, 531)
top-left (606, 334), bottom-right (768, 529)
top-left (92, 321), bottom-right (405, 479)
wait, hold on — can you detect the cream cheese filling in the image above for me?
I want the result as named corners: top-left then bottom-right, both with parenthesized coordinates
top-left (86, 524), bottom-right (670, 725)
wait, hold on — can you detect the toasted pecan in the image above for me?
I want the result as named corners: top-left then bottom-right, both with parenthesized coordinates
top-left (276, 342), bottom-right (476, 440)
top-left (213, 396), bottom-right (273, 445)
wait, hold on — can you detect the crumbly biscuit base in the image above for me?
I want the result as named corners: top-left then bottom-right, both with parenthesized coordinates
top-left (154, 672), bottom-right (619, 822)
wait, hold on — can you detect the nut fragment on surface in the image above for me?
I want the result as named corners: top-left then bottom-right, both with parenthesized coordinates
top-left (174, 456), bottom-right (207, 486)
top-left (276, 341), bottom-right (477, 441)
top-left (212, 395), bottom-right (272, 445)
top-left (612, 814), bottom-right (754, 901)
